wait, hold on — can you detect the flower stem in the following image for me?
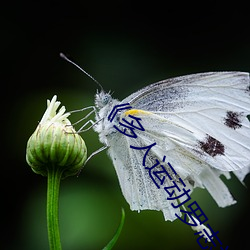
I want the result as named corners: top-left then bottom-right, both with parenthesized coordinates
top-left (47, 165), bottom-right (63, 250)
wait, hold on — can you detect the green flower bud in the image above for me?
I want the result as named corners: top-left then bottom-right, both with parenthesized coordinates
top-left (26, 95), bottom-right (87, 178)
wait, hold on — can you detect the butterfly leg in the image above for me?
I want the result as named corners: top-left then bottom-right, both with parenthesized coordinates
top-left (70, 106), bottom-right (96, 125)
top-left (85, 145), bottom-right (108, 165)
top-left (77, 145), bottom-right (108, 175)
top-left (68, 106), bottom-right (101, 132)
top-left (77, 117), bottom-right (105, 133)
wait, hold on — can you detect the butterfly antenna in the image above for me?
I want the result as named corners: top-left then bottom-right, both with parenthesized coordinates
top-left (60, 53), bottom-right (104, 91)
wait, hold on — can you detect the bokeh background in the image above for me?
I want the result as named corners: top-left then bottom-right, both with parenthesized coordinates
top-left (2, 1), bottom-right (250, 250)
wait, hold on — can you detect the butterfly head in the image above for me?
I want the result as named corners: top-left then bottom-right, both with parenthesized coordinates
top-left (95, 90), bottom-right (114, 109)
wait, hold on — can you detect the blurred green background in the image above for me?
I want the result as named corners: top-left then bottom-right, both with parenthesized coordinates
top-left (2, 2), bottom-right (250, 250)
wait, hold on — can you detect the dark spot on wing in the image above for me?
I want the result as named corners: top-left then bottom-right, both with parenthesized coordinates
top-left (186, 177), bottom-right (195, 186)
top-left (247, 84), bottom-right (250, 94)
top-left (224, 111), bottom-right (243, 130)
top-left (247, 115), bottom-right (250, 122)
top-left (199, 135), bottom-right (225, 157)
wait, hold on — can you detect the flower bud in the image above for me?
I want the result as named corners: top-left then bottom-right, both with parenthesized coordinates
top-left (26, 95), bottom-right (87, 178)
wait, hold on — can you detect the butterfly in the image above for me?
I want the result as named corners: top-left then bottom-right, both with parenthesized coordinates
top-left (89, 71), bottom-right (250, 221)
top-left (60, 52), bottom-right (250, 222)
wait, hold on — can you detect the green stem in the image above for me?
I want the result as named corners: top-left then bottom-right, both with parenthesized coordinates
top-left (47, 165), bottom-right (63, 250)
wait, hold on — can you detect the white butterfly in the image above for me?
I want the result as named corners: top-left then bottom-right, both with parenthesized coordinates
top-left (88, 72), bottom-right (250, 222)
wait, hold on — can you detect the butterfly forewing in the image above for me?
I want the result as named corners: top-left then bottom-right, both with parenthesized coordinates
top-left (122, 72), bottom-right (250, 172)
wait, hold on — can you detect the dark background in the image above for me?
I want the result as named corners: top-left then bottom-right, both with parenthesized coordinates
top-left (2, 1), bottom-right (250, 249)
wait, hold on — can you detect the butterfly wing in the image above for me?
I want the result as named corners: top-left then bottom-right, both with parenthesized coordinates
top-left (122, 72), bottom-right (250, 173)
top-left (102, 72), bottom-right (250, 221)
top-left (106, 126), bottom-right (182, 221)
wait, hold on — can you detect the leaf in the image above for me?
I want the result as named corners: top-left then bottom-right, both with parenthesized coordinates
top-left (247, 114), bottom-right (250, 122)
top-left (102, 208), bottom-right (125, 250)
